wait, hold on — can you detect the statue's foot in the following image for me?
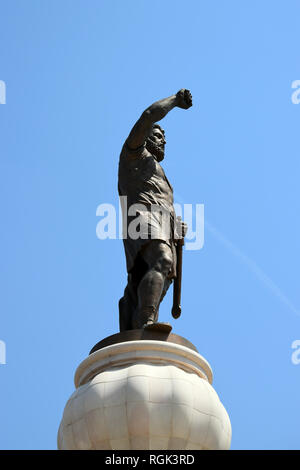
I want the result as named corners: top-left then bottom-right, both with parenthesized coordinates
top-left (143, 321), bottom-right (172, 333)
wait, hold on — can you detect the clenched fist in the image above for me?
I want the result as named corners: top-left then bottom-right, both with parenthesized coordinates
top-left (176, 89), bottom-right (193, 109)
top-left (175, 216), bottom-right (188, 240)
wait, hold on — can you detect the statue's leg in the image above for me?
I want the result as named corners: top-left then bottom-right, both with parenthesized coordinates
top-left (119, 275), bottom-right (137, 332)
top-left (155, 277), bottom-right (172, 319)
top-left (136, 240), bottom-right (173, 328)
top-left (119, 254), bottom-right (148, 331)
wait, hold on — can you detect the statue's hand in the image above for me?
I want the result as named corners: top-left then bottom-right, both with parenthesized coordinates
top-left (175, 217), bottom-right (188, 239)
top-left (176, 89), bottom-right (193, 109)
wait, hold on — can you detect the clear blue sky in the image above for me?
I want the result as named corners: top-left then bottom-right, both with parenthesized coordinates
top-left (1, 0), bottom-right (300, 450)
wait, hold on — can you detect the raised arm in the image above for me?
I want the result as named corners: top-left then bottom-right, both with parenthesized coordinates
top-left (126, 89), bottom-right (193, 150)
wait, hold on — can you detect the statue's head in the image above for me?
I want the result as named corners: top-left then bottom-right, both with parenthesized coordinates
top-left (146, 124), bottom-right (166, 162)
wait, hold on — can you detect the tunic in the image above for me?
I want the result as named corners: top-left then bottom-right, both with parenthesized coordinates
top-left (118, 141), bottom-right (177, 275)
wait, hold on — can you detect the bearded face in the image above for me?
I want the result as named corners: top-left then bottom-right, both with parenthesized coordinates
top-left (146, 126), bottom-right (166, 162)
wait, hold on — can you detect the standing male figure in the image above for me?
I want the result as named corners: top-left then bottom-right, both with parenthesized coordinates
top-left (118, 89), bottom-right (192, 331)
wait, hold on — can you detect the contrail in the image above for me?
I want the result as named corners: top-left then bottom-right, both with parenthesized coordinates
top-left (205, 220), bottom-right (300, 318)
top-left (174, 195), bottom-right (300, 318)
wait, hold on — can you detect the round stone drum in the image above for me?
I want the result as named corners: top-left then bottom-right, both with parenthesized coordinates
top-left (57, 337), bottom-right (231, 450)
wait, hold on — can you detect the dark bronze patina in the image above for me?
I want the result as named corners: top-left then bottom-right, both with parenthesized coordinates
top-left (118, 89), bottom-right (192, 332)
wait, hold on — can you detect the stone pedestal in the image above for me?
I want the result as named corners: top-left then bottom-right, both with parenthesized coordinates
top-left (57, 330), bottom-right (231, 450)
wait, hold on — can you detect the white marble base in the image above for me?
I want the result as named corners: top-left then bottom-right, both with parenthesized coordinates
top-left (57, 339), bottom-right (231, 450)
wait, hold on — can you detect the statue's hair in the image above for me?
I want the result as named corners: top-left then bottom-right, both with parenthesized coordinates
top-left (152, 123), bottom-right (165, 136)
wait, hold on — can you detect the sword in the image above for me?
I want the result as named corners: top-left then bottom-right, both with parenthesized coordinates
top-left (172, 217), bottom-right (184, 319)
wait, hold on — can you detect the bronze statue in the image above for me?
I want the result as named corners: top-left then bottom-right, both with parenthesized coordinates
top-left (118, 89), bottom-right (193, 331)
